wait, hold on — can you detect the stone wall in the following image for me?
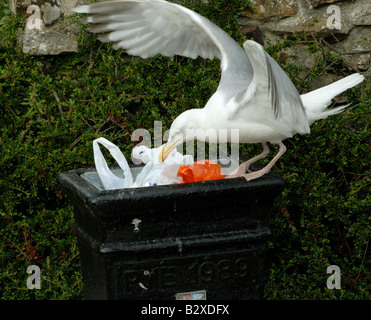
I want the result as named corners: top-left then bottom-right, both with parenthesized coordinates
top-left (9, 0), bottom-right (370, 76)
top-left (9, 0), bottom-right (87, 55)
top-left (239, 0), bottom-right (371, 76)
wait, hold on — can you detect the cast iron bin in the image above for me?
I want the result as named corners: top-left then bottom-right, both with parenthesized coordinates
top-left (58, 165), bottom-right (285, 300)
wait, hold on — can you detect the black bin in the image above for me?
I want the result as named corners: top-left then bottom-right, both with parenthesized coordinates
top-left (58, 165), bottom-right (285, 300)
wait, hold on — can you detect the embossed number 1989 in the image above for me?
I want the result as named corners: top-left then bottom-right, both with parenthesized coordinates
top-left (197, 258), bottom-right (249, 282)
top-left (122, 256), bottom-right (251, 294)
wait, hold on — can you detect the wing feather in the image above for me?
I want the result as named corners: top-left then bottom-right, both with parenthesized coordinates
top-left (88, 20), bottom-right (143, 33)
top-left (74, 0), bottom-right (252, 85)
top-left (75, 0), bottom-right (220, 60)
top-left (238, 40), bottom-right (310, 135)
top-left (75, 0), bottom-right (258, 118)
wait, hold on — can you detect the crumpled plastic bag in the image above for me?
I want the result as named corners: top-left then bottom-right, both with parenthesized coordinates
top-left (132, 161), bottom-right (184, 187)
top-left (93, 137), bottom-right (193, 190)
top-left (177, 160), bottom-right (225, 184)
top-left (131, 144), bottom-right (193, 165)
top-left (130, 144), bottom-right (193, 187)
top-left (93, 137), bottom-right (133, 190)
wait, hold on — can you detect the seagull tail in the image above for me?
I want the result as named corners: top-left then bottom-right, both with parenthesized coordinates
top-left (301, 73), bottom-right (364, 126)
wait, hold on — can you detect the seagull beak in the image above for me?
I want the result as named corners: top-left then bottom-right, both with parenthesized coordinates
top-left (158, 141), bottom-right (178, 163)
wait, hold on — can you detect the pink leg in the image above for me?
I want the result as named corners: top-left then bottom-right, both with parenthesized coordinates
top-left (227, 142), bottom-right (270, 177)
top-left (241, 142), bottom-right (286, 181)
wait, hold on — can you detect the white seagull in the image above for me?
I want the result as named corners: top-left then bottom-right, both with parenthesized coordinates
top-left (74, 0), bottom-right (364, 181)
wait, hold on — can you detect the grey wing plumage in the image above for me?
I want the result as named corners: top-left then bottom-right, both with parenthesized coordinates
top-left (74, 0), bottom-right (253, 95)
top-left (75, 0), bottom-right (219, 59)
top-left (266, 53), bottom-right (310, 134)
top-left (237, 40), bottom-right (310, 136)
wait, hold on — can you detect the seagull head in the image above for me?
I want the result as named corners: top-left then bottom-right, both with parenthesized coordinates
top-left (159, 109), bottom-right (203, 163)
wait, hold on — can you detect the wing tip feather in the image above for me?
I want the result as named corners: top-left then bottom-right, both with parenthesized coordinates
top-left (73, 5), bottom-right (91, 14)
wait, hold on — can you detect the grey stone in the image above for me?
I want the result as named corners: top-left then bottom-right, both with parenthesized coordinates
top-left (343, 53), bottom-right (371, 72)
top-left (60, 0), bottom-right (80, 17)
top-left (10, 0), bottom-right (88, 55)
top-left (262, 15), bottom-right (348, 39)
top-left (241, 25), bottom-right (265, 45)
top-left (281, 44), bottom-right (319, 69)
top-left (309, 0), bottom-right (345, 9)
top-left (244, 0), bottom-right (299, 20)
top-left (41, 2), bottom-right (60, 25)
top-left (331, 27), bottom-right (371, 54)
top-left (9, 0), bottom-right (31, 15)
top-left (22, 22), bottom-right (78, 55)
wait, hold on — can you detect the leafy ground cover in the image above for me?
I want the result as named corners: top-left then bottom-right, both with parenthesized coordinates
top-left (0, 0), bottom-right (369, 299)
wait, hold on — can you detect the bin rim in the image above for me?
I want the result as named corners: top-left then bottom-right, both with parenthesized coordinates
top-left (58, 166), bottom-right (286, 206)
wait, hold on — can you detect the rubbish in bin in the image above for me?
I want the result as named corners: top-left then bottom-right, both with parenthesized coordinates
top-left (94, 137), bottom-right (191, 190)
top-left (177, 160), bottom-right (225, 184)
top-left (93, 137), bottom-right (230, 190)
top-left (132, 143), bottom-right (192, 165)
top-left (93, 137), bottom-right (133, 190)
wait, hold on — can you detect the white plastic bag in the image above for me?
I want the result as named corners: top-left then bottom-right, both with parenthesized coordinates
top-left (93, 137), bottom-right (133, 190)
top-left (131, 144), bottom-right (193, 187)
top-left (132, 144), bottom-right (193, 165)
top-left (94, 138), bottom-right (194, 190)
top-left (133, 162), bottom-right (184, 187)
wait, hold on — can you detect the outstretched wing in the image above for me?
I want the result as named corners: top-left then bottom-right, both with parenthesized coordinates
top-left (75, 0), bottom-right (221, 60)
top-left (74, 0), bottom-right (252, 85)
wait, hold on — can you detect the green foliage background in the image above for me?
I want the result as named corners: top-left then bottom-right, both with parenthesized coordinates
top-left (0, 0), bottom-right (369, 299)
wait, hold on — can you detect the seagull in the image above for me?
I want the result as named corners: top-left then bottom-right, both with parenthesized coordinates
top-left (74, 0), bottom-right (364, 181)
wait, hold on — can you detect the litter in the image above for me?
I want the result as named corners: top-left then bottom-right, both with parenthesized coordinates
top-left (177, 160), bottom-right (225, 184)
top-left (93, 137), bottom-right (225, 190)
top-left (93, 137), bottom-right (133, 190)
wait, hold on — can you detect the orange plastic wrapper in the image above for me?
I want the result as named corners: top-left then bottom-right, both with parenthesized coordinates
top-left (177, 160), bottom-right (225, 184)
